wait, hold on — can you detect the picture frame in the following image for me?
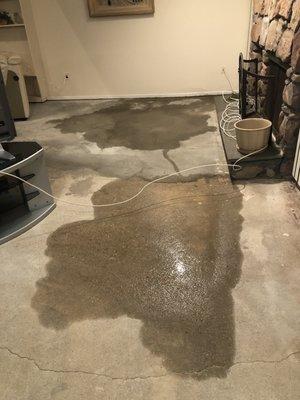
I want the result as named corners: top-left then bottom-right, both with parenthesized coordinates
top-left (87, 0), bottom-right (155, 17)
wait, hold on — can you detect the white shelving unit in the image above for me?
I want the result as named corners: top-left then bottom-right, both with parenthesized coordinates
top-left (0, 0), bottom-right (48, 102)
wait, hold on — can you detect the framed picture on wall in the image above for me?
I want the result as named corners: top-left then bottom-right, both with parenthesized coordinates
top-left (87, 0), bottom-right (155, 17)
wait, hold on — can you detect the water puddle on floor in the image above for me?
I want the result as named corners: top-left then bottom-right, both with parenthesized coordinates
top-left (50, 98), bottom-right (217, 151)
top-left (31, 177), bottom-right (243, 379)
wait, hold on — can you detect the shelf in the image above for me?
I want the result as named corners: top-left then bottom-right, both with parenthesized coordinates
top-left (0, 142), bottom-right (55, 244)
top-left (0, 203), bottom-right (56, 245)
top-left (0, 24), bottom-right (25, 28)
top-left (1, 0), bottom-right (48, 100)
top-left (0, 173), bottom-right (35, 193)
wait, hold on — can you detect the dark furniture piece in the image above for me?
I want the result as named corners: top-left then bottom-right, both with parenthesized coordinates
top-left (0, 67), bottom-right (16, 142)
top-left (0, 69), bottom-right (55, 245)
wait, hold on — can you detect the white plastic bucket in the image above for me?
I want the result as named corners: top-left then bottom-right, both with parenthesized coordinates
top-left (234, 118), bottom-right (272, 155)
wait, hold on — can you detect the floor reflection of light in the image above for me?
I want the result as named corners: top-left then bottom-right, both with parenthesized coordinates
top-left (166, 238), bottom-right (190, 279)
top-left (175, 260), bottom-right (186, 276)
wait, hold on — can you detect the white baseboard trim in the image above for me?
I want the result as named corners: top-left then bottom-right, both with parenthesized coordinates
top-left (47, 90), bottom-right (233, 101)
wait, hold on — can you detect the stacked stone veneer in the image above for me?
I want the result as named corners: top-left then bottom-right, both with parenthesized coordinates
top-left (251, 0), bottom-right (300, 175)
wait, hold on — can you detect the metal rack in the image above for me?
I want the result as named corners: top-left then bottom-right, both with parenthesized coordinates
top-left (239, 53), bottom-right (276, 122)
top-left (0, 68), bottom-right (55, 245)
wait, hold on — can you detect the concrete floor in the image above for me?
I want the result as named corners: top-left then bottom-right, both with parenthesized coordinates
top-left (0, 97), bottom-right (299, 399)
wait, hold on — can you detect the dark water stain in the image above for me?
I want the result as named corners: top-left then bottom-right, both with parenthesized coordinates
top-left (50, 383), bottom-right (68, 397)
top-left (163, 149), bottom-right (180, 173)
top-left (31, 177), bottom-right (243, 379)
top-left (50, 97), bottom-right (217, 151)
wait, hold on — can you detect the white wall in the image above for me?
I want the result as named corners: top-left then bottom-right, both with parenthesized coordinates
top-left (30, 0), bottom-right (252, 99)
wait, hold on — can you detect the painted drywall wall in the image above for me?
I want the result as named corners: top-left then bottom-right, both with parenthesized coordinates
top-left (29, 0), bottom-right (252, 99)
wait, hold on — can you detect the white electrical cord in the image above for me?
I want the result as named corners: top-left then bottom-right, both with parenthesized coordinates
top-left (220, 94), bottom-right (241, 140)
top-left (222, 69), bottom-right (235, 95)
top-left (233, 145), bottom-right (268, 164)
top-left (0, 163), bottom-right (243, 209)
top-left (0, 78), bottom-right (267, 210)
top-left (220, 92), bottom-right (269, 172)
top-left (220, 66), bottom-right (256, 141)
top-left (220, 96), bottom-right (268, 164)
top-left (0, 121), bottom-right (268, 211)
top-left (247, 0), bottom-right (254, 57)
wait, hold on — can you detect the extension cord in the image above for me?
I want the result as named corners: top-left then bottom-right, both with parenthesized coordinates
top-left (0, 94), bottom-right (268, 208)
top-left (0, 160), bottom-right (253, 210)
top-left (220, 94), bottom-right (265, 158)
top-left (0, 95), bottom-right (266, 210)
top-left (220, 93), bottom-right (240, 140)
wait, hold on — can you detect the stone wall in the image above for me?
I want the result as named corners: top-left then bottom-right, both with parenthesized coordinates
top-left (251, 0), bottom-right (300, 175)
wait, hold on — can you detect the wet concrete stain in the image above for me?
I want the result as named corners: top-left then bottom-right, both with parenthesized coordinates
top-left (67, 177), bottom-right (93, 197)
top-left (163, 149), bottom-right (180, 173)
top-left (50, 97), bottom-right (217, 151)
top-left (50, 383), bottom-right (68, 397)
top-left (31, 177), bottom-right (243, 379)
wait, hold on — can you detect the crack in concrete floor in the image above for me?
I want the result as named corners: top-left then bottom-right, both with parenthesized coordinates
top-left (1, 346), bottom-right (299, 381)
top-left (3, 99), bottom-right (299, 399)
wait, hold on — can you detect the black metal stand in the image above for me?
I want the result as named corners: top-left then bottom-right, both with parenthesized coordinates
top-left (239, 53), bottom-right (277, 146)
top-left (0, 142), bottom-right (56, 244)
top-left (239, 53), bottom-right (276, 121)
top-left (0, 143), bottom-right (15, 161)
top-left (0, 67), bottom-right (17, 142)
